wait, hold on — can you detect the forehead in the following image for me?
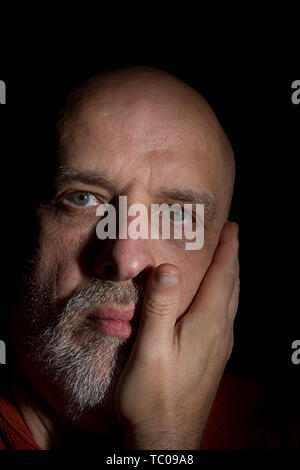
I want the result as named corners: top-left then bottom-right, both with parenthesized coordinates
top-left (59, 93), bottom-right (221, 197)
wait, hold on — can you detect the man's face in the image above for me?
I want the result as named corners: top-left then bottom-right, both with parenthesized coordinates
top-left (13, 78), bottom-right (230, 429)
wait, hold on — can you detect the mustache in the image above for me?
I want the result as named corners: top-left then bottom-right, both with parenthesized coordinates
top-left (63, 279), bottom-right (145, 319)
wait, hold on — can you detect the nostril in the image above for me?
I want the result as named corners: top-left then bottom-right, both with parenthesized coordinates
top-left (104, 264), bottom-right (118, 278)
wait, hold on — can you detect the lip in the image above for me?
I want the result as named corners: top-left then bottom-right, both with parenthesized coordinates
top-left (86, 303), bottom-right (138, 338)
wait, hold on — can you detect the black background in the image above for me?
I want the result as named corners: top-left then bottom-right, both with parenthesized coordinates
top-left (0, 38), bottom-right (299, 414)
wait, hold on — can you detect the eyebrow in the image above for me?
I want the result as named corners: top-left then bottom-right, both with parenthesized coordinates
top-left (55, 166), bottom-right (216, 220)
top-left (157, 188), bottom-right (216, 221)
top-left (55, 166), bottom-right (117, 193)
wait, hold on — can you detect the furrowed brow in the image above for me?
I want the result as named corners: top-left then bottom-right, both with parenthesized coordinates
top-left (54, 165), bottom-right (117, 193)
top-left (157, 188), bottom-right (217, 222)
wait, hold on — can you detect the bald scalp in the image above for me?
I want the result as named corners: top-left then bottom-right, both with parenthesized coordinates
top-left (57, 66), bottom-right (235, 223)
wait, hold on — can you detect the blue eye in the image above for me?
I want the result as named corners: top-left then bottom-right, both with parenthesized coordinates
top-left (69, 191), bottom-right (98, 207)
top-left (169, 207), bottom-right (194, 224)
top-left (170, 207), bottom-right (185, 222)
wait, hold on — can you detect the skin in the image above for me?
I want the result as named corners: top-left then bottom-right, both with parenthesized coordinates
top-left (11, 66), bottom-right (239, 449)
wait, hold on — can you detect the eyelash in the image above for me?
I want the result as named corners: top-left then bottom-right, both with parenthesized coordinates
top-left (57, 190), bottom-right (106, 211)
top-left (56, 191), bottom-right (199, 226)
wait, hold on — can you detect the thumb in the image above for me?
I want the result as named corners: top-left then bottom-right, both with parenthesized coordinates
top-left (136, 264), bottom-right (181, 353)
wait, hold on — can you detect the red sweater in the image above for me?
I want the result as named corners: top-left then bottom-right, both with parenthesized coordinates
top-left (0, 372), bottom-right (299, 450)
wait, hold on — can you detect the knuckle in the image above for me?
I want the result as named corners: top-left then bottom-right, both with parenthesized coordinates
top-left (145, 296), bottom-right (176, 317)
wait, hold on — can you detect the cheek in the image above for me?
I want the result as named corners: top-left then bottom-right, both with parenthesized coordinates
top-left (34, 214), bottom-right (93, 298)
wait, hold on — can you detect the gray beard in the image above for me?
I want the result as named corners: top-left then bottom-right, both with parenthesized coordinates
top-left (19, 278), bottom-right (143, 425)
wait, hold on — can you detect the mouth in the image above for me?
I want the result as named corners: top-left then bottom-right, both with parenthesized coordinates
top-left (86, 303), bottom-right (140, 339)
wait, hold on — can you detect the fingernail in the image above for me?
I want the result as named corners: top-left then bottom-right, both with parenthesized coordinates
top-left (155, 272), bottom-right (179, 286)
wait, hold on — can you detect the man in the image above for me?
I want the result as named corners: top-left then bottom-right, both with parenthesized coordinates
top-left (0, 66), bottom-right (296, 450)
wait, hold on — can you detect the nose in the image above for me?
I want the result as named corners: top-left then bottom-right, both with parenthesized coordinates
top-left (94, 236), bottom-right (156, 282)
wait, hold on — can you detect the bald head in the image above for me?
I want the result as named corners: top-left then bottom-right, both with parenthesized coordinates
top-left (57, 66), bottom-right (235, 223)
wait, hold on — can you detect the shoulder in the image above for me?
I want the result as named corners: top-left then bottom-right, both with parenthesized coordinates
top-left (0, 385), bottom-right (39, 450)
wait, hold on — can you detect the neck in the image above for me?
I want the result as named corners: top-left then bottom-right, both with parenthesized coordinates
top-left (11, 369), bottom-right (125, 450)
top-left (12, 371), bottom-right (61, 449)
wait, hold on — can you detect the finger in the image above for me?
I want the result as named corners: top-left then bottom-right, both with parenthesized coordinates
top-left (189, 221), bottom-right (239, 322)
top-left (135, 263), bottom-right (181, 354)
top-left (228, 262), bottom-right (240, 323)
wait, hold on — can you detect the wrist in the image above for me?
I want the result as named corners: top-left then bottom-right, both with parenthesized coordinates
top-left (123, 423), bottom-right (203, 450)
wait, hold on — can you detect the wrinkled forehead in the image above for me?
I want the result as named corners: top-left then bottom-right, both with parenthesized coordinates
top-left (58, 89), bottom-right (224, 198)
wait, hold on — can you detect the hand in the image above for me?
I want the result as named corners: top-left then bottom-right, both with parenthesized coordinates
top-left (114, 221), bottom-right (240, 449)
